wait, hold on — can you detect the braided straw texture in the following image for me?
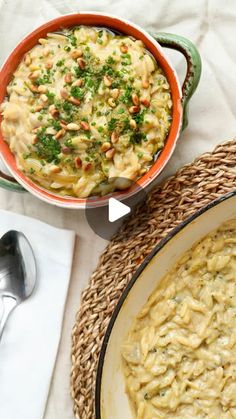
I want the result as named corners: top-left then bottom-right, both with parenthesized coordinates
top-left (71, 138), bottom-right (236, 419)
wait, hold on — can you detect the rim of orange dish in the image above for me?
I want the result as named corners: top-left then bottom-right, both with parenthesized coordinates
top-left (0, 12), bottom-right (182, 209)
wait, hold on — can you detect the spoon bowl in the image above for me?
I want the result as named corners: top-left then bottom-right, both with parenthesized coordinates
top-left (0, 230), bottom-right (36, 340)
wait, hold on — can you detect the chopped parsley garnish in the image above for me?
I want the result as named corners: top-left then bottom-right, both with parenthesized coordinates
top-left (68, 33), bottom-right (77, 47)
top-left (64, 45), bottom-right (71, 52)
top-left (121, 53), bottom-right (132, 66)
top-left (85, 77), bottom-right (94, 89)
top-left (108, 118), bottom-right (118, 132)
top-left (122, 117), bottom-right (130, 131)
top-left (46, 91), bottom-right (55, 104)
top-left (35, 128), bottom-right (61, 163)
top-left (117, 108), bottom-right (125, 114)
top-left (23, 153), bottom-right (31, 159)
top-left (119, 86), bottom-right (132, 105)
top-left (62, 101), bottom-right (73, 112)
top-left (36, 73), bottom-right (52, 85)
top-left (29, 168), bottom-right (35, 175)
top-left (133, 109), bottom-right (147, 125)
top-left (73, 65), bottom-right (84, 78)
top-left (130, 132), bottom-right (147, 144)
top-left (64, 138), bottom-right (75, 150)
top-left (111, 81), bottom-right (121, 89)
top-left (70, 86), bottom-right (84, 100)
top-left (50, 119), bottom-right (61, 131)
top-left (106, 56), bottom-right (116, 65)
top-left (56, 59), bottom-right (65, 67)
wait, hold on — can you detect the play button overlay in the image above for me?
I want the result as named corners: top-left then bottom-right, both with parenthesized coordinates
top-left (85, 177), bottom-right (147, 240)
top-left (108, 198), bottom-right (131, 222)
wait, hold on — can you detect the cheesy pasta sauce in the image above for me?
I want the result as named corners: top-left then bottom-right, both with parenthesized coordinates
top-left (122, 220), bottom-right (236, 419)
top-left (1, 26), bottom-right (172, 198)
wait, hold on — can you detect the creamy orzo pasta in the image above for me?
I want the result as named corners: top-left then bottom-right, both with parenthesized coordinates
top-left (1, 26), bottom-right (172, 198)
top-left (122, 220), bottom-right (236, 418)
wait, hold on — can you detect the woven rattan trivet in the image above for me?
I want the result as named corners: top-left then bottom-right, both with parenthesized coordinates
top-left (71, 138), bottom-right (236, 419)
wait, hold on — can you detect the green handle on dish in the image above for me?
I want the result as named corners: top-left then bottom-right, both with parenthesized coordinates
top-left (0, 33), bottom-right (201, 193)
top-left (152, 32), bottom-right (202, 130)
top-left (0, 169), bottom-right (24, 192)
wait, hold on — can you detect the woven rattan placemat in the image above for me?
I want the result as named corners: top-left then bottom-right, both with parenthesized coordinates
top-left (71, 138), bottom-right (236, 419)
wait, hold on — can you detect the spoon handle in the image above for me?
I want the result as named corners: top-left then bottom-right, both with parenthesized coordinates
top-left (0, 296), bottom-right (17, 341)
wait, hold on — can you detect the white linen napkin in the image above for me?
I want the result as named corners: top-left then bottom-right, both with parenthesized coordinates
top-left (0, 209), bottom-right (75, 419)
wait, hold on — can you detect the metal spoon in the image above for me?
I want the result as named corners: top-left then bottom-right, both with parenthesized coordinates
top-left (0, 231), bottom-right (36, 341)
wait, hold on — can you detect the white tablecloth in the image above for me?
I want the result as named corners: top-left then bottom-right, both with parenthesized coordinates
top-left (0, 1), bottom-right (235, 418)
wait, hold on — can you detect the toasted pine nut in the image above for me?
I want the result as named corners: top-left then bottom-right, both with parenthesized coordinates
top-left (129, 119), bottom-right (137, 130)
top-left (55, 129), bottom-right (65, 140)
top-left (103, 75), bottom-right (112, 87)
top-left (38, 38), bottom-right (47, 45)
top-left (108, 97), bottom-right (116, 108)
top-left (77, 58), bottom-right (86, 69)
top-left (129, 105), bottom-right (140, 114)
top-left (29, 64), bottom-right (40, 71)
top-left (37, 85), bottom-right (47, 93)
top-left (105, 148), bottom-right (115, 159)
top-left (40, 94), bottom-right (48, 103)
top-left (50, 165), bottom-right (61, 173)
top-left (32, 127), bottom-right (40, 133)
top-left (50, 107), bottom-right (60, 118)
top-left (43, 46), bottom-right (50, 57)
top-left (111, 131), bottom-right (118, 144)
top-left (142, 75), bottom-right (149, 89)
top-left (34, 105), bottom-right (44, 112)
top-left (66, 123), bottom-right (80, 131)
top-left (24, 54), bottom-right (32, 66)
top-left (140, 98), bottom-right (150, 107)
top-left (83, 162), bottom-right (93, 172)
top-left (29, 70), bottom-right (41, 80)
top-left (70, 49), bottom-right (83, 59)
top-left (120, 43), bottom-right (128, 53)
top-left (73, 78), bottom-right (83, 87)
top-left (132, 93), bottom-right (139, 106)
top-left (68, 97), bottom-right (80, 106)
top-left (80, 121), bottom-right (90, 131)
top-left (64, 73), bottom-right (73, 84)
top-left (101, 142), bottom-right (111, 152)
top-left (60, 89), bottom-right (69, 99)
top-left (110, 88), bottom-right (120, 99)
top-left (32, 135), bottom-right (38, 145)
top-left (45, 61), bottom-right (53, 69)
top-left (75, 157), bottom-right (82, 168)
top-left (60, 121), bottom-right (67, 129)
top-left (29, 84), bottom-right (39, 93)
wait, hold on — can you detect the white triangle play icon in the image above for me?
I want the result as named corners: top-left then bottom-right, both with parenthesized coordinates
top-left (108, 198), bottom-right (131, 222)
